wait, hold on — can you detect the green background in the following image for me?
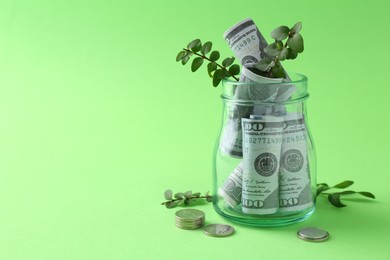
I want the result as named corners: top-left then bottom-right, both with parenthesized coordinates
top-left (0, 0), bottom-right (389, 259)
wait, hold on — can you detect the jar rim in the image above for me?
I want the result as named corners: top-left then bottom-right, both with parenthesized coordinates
top-left (221, 73), bottom-right (309, 105)
top-left (222, 72), bottom-right (308, 86)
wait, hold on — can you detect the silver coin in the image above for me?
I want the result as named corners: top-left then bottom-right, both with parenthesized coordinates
top-left (297, 227), bottom-right (329, 242)
top-left (175, 209), bottom-right (205, 220)
top-left (175, 221), bottom-right (204, 230)
top-left (203, 224), bottom-right (234, 237)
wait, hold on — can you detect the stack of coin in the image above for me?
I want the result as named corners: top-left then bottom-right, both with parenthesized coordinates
top-left (175, 209), bottom-right (205, 230)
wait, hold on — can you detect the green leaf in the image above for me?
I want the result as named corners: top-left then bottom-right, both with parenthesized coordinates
top-left (184, 190), bottom-right (192, 198)
top-left (176, 50), bottom-right (187, 62)
top-left (187, 39), bottom-right (201, 52)
top-left (254, 57), bottom-right (272, 71)
top-left (278, 48), bottom-right (289, 61)
top-left (358, 191), bottom-right (375, 199)
top-left (264, 43), bottom-right (279, 57)
top-left (335, 190), bottom-right (357, 195)
top-left (206, 196), bottom-right (213, 202)
top-left (276, 40), bottom-right (284, 50)
top-left (164, 189), bottom-right (172, 200)
top-left (317, 183), bottom-right (329, 187)
top-left (201, 41), bottom-right (212, 55)
top-left (316, 184), bottom-right (330, 196)
top-left (181, 53), bottom-right (191, 65)
top-left (207, 62), bottom-right (217, 77)
top-left (222, 57), bottom-right (235, 67)
top-left (228, 64), bottom-right (240, 76)
top-left (271, 25), bottom-right (290, 41)
top-left (287, 33), bottom-right (304, 53)
top-left (165, 201), bottom-right (179, 208)
top-left (174, 192), bottom-right (184, 199)
top-left (333, 180), bottom-right (354, 189)
top-left (271, 65), bottom-right (286, 79)
top-left (191, 57), bottom-right (204, 72)
top-left (291, 21), bottom-right (302, 34)
top-left (328, 194), bottom-right (347, 207)
top-left (286, 48), bottom-right (298, 60)
top-left (212, 69), bottom-right (225, 87)
top-left (192, 192), bottom-right (201, 197)
top-left (209, 50), bottom-right (220, 62)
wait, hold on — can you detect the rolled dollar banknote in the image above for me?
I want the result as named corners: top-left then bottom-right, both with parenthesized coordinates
top-left (218, 161), bottom-right (243, 208)
top-left (223, 18), bottom-right (268, 66)
top-left (279, 113), bottom-right (313, 212)
top-left (241, 116), bottom-right (284, 214)
top-left (220, 18), bottom-right (296, 157)
top-left (219, 67), bottom-right (283, 158)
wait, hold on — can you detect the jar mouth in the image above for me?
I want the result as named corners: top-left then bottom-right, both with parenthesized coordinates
top-left (221, 73), bottom-right (309, 105)
top-left (222, 73), bottom-right (308, 86)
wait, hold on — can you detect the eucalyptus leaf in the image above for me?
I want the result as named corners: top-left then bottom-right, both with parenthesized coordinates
top-left (358, 191), bottom-right (375, 199)
top-left (287, 33), bottom-right (304, 53)
top-left (222, 57), bottom-right (235, 67)
top-left (333, 180), bottom-right (354, 189)
top-left (187, 39), bottom-right (201, 52)
top-left (193, 192), bottom-right (201, 197)
top-left (212, 69), bottom-right (225, 87)
top-left (164, 189), bottom-right (173, 200)
top-left (316, 184), bottom-right (330, 196)
top-left (184, 190), bottom-right (192, 198)
top-left (317, 183), bottom-right (329, 187)
top-left (191, 57), bottom-right (204, 72)
top-left (276, 40), bottom-right (284, 50)
top-left (286, 48), bottom-right (298, 60)
top-left (291, 21), bottom-right (302, 34)
top-left (176, 50), bottom-right (187, 62)
top-left (271, 65), bottom-right (286, 79)
top-left (175, 192), bottom-right (184, 199)
top-left (335, 190), bottom-right (357, 195)
top-left (201, 41), bottom-right (212, 55)
top-left (264, 43), bottom-right (279, 57)
top-left (254, 58), bottom-right (272, 71)
top-left (209, 50), bottom-right (220, 62)
top-left (328, 194), bottom-right (347, 207)
top-left (228, 64), bottom-right (240, 76)
top-left (278, 48), bottom-right (289, 61)
top-left (271, 26), bottom-right (290, 41)
top-left (207, 62), bottom-right (217, 77)
top-left (181, 53), bottom-right (191, 65)
top-left (165, 201), bottom-right (179, 208)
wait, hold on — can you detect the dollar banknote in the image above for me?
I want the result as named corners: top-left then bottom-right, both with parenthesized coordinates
top-left (219, 67), bottom-right (284, 158)
top-left (218, 161), bottom-right (243, 208)
top-left (219, 18), bottom-right (296, 157)
top-left (279, 113), bottom-right (313, 212)
top-left (223, 18), bottom-right (268, 66)
top-left (241, 116), bottom-right (284, 214)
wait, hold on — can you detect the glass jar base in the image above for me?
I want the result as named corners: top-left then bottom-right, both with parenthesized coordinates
top-left (213, 203), bottom-right (315, 227)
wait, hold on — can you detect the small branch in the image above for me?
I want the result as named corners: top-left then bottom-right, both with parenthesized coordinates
top-left (183, 48), bottom-right (239, 81)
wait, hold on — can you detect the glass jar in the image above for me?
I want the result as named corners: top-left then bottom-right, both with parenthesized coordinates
top-left (212, 73), bottom-right (316, 226)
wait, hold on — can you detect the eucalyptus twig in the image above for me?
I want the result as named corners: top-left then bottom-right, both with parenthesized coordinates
top-left (176, 39), bottom-right (240, 87)
top-left (253, 22), bottom-right (304, 79)
top-left (182, 47), bottom-right (240, 81)
top-left (161, 189), bottom-right (213, 208)
top-left (316, 180), bottom-right (375, 208)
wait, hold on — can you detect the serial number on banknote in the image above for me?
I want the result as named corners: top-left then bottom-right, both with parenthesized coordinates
top-left (232, 35), bottom-right (256, 52)
top-left (283, 135), bottom-right (306, 143)
top-left (244, 137), bottom-right (282, 144)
